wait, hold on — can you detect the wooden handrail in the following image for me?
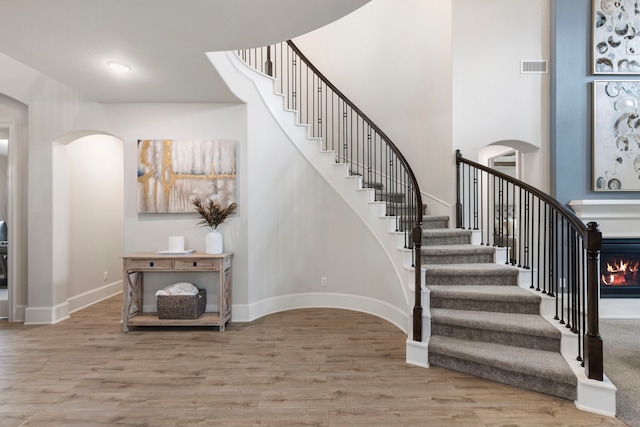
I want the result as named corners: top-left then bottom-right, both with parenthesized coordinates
top-left (286, 42), bottom-right (424, 221)
top-left (455, 150), bottom-right (587, 235)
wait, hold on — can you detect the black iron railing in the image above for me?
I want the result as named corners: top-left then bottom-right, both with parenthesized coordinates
top-left (237, 42), bottom-right (425, 341)
top-left (456, 150), bottom-right (603, 380)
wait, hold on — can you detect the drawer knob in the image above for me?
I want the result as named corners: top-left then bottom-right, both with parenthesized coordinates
top-left (150, 262), bottom-right (154, 267)
top-left (193, 262), bottom-right (197, 267)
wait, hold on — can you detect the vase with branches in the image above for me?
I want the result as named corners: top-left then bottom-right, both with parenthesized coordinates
top-left (192, 197), bottom-right (238, 254)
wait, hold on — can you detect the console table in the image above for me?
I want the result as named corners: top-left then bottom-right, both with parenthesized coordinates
top-left (121, 252), bottom-right (233, 332)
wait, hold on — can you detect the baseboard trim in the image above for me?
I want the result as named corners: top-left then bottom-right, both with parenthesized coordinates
top-left (567, 356), bottom-right (617, 417)
top-left (68, 281), bottom-right (123, 313)
top-left (24, 301), bottom-right (70, 325)
top-left (406, 338), bottom-right (429, 368)
top-left (232, 292), bottom-right (409, 333)
top-left (13, 304), bottom-right (26, 322)
top-left (23, 282), bottom-right (123, 325)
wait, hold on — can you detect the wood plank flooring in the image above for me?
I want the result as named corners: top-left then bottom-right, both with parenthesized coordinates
top-left (0, 295), bottom-right (627, 426)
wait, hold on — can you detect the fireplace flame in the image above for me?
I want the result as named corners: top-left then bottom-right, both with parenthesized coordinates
top-left (602, 258), bottom-right (640, 286)
top-left (606, 259), bottom-right (640, 273)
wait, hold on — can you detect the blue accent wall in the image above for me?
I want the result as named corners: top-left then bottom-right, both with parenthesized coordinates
top-left (552, 0), bottom-right (639, 203)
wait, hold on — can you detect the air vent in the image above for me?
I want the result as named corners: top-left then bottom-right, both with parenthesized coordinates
top-left (521, 60), bottom-right (548, 74)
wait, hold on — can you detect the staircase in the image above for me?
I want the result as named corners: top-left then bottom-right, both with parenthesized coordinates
top-left (219, 41), bottom-right (615, 415)
top-left (422, 221), bottom-right (577, 400)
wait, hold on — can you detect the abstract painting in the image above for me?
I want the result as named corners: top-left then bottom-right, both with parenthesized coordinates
top-left (137, 139), bottom-right (237, 213)
top-left (593, 0), bottom-right (640, 74)
top-left (593, 81), bottom-right (640, 191)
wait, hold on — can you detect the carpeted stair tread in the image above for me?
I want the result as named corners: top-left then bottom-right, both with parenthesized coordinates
top-left (422, 245), bottom-right (496, 265)
top-left (428, 285), bottom-right (541, 303)
top-left (429, 285), bottom-right (540, 314)
top-left (422, 229), bottom-right (472, 246)
top-left (396, 210), bottom-right (432, 231)
top-left (425, 263), bottom-right (517, 276)
top-left (423, 229), bottom-right (471, 238)
top-left (401, 215), bottom-right (444, 223)
top-left (422, 244), bottom-right (495, 255)
top-left (424, 215), bottom-right (449, 222)
top-left (431, 308), bottom-right (560, 339)
top-left (425, 263), bottom-right (518, 286)
top-left (429, 335), bottom-right (576, 388)
top-left (422, 215), bottom-right (449, 230)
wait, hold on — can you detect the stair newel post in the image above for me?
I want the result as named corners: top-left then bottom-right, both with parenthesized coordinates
top-left (412, 220), bottom-right (423, 342)
top-left (584, 221), bottom-right (603, 381)
top-left (265, 45), bottom-right (273, 76)
top-left (455, 150), bottom-right (463, 229)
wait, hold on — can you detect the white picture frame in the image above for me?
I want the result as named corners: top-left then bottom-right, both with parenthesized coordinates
top-left (593, 0), bottom-right (640, 74)
top-left (593, 80), bottom-right (640, 191)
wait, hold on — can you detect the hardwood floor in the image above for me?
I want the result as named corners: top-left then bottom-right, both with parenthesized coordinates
top-left (0, 296), bottom-right (627, 427)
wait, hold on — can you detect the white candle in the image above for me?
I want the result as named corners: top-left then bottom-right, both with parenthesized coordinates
top-left (168, 236), bottom-right (185, 252)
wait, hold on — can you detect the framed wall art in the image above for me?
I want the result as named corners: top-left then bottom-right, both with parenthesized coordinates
top-left (593, 0), bottom-right (640, 74)
top-left (137, 139), bottom-right (237, 213)
top-left (593, 80), bottom-right (640, 191)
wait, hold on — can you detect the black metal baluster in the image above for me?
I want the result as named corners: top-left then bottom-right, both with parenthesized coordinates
top-left (579, 237), bottom-right (585, 364)
top-left (544, 204), bottom-right (550, 295)
top-left (517, 187), bottom-right (523, 267)
top-left (524, 191), bottom-right (531, 269)
top-left (471, 165), bottom-right (475, 232)
top-left (536, 199), bottom-right (542, 291)
top-left (479, 170), bottom-right (485, 244)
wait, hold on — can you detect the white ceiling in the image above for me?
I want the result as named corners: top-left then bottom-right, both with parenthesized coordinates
top-left (0, 0), bottom-right (369, 103)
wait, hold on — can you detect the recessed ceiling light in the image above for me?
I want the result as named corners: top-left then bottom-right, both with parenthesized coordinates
top-left (107, 61), bottom-right (132, 73)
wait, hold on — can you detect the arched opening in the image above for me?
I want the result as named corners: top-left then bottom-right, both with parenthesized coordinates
top-left (52, 131), bottom-right (124, 316)
top-left (478, 139), bottom-right (543, 189)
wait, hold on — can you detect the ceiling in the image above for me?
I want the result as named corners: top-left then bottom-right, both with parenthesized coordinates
top-left (0, 0), bottom-right (369, 103)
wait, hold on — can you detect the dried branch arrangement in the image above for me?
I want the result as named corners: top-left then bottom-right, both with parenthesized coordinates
top-left (192, 197), bottom-right (238, 229)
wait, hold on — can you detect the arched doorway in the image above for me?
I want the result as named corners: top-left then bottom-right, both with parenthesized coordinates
top-left (478, 139), bottom-right (544, 191)
top-left (51, 131), bottom-right (124, 316)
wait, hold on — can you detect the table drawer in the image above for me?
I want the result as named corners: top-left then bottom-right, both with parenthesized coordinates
top-left (174, 258), bottom-right (220, 270)
top-left (129, 259), bottom-right (173, 270)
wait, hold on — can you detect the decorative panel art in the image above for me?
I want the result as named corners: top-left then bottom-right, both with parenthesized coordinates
top-left (593, 81), bottom-right (640, 191)
top-left (137, 139), bottom-right (237, 213)
top-left (593, 0), bottom-right (640, 74)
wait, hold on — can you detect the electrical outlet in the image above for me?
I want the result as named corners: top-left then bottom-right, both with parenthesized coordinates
top-left (103, 271), bottom-right (109, 281)
top-left (321, 277), bottom-right (328, 287)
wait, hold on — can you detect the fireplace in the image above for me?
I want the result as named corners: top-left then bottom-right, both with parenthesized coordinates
top-left (600, 238), bottom-right (640, 298)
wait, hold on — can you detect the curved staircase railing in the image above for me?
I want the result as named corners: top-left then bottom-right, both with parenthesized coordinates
top-left (237, 42), bottom-right (425, 340)
top-left (456, 150), bottom-right (604, 380)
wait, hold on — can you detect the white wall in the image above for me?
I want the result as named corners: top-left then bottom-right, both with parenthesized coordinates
top-left (452, 0), bottom-right (550, 190)
top-left (294, 0), bottom-right (550, 202)
top-left (71, 83), bottom-right (407, 327)
top-left (294, 0), bottom-right (454, 212)
top-left (72, 103), bottom-right (250, 305)
top-left (237, 72), bottom-right (406, 318)
top-left (66, 135), bottom-right (124, 305)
